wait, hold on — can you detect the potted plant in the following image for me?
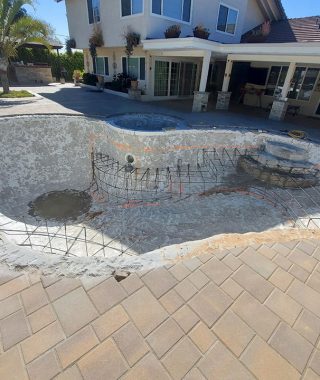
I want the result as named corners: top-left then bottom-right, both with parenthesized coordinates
top-left (164, 25), bottom-right (181, 38)
top-left (130, 76), bottom-right (139, 90)
top-left (193, 25), bottom-right (210, 39)
top-left (73, 70), bottom-right (83, 86)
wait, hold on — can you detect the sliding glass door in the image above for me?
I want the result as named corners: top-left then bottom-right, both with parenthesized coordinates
top-left (154, 60), bottom-right (198, 97)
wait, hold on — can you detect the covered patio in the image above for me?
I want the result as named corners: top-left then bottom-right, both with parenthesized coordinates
top-left (142, 37), bottom-right (320, 121)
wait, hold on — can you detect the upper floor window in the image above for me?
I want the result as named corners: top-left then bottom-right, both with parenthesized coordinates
top-left (122, 0), bottom-right (143, 17)
top-left (87, 0), bottom-right (100, 24)
top-left (217, 4), bottom-right (238, 34)
top-left (152, 0), bottom-right (192, 23)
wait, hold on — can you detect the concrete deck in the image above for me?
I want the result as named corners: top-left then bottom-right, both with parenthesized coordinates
top-left (1, 239), bottom-right (320, 379)
top-left (0, 83), bottom-right (319, 141)
top-left (1, 84), bottom-right (320, 379)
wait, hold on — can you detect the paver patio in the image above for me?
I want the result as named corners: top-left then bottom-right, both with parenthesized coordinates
top-left (1, 239), bottom-right (320, 379)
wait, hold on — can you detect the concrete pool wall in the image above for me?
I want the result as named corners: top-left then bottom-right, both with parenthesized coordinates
top-left (1, 114), bottom-right (319, 214)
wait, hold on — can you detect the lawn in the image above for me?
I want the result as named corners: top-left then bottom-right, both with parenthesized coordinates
top-left (0, 90), bottom-right (34, 98)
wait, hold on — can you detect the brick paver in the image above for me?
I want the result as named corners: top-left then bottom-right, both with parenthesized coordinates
top-left (198, 341), bottom-right (255, 379)
top-left (1, 239), bottom-right (320, 379)
top-left (147, 318), bottom-right (184, 358)
top-left (241, 336), bottom-right (300, 380)
top-left (53, 287), bottom-right (98, 337)
top-left (21, 282), bottom-right (48, 315)
top-left (0, 310), bottom-right (30, 350)
top-left (28, 304), bottom-right (56, 333)
top-left (213, 310), bottom-right (255, 357)
top-left (113, 322), bottom-right (149, 366)
top-left (270, 322), bottom-right (314, 373)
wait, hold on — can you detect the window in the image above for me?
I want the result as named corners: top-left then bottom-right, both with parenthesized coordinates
top-left (265, 66), bottom-right (289, 97)
top-left (121, 0), bottom-right (143, 16)
top-left (122, 57), bottom-right (145, 80)
top-left (87, 0), bottom-right (100, 24)
top-left (217, 4), bottom-right (238, 34)
top-left (95, 57), bottom-right (109, 76)
top-left (152, 0), bottom-right (192, 23)
top-left (288, 67), bottom-right (320, 101)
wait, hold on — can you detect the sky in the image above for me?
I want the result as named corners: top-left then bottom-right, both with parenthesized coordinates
top-left (26, 0), bottom-right (320, 44)
top-left (281, 0), bottom-right (320, 18)
top-left (25, 1), bottom-right (70, 43)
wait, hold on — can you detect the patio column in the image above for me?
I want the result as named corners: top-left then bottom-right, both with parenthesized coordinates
top-left (192, 50), bottom-right (211, 112)
top-left (216, 58), bottom-right (233, 110)
top-left (270, 62), bottom-right (296, 121)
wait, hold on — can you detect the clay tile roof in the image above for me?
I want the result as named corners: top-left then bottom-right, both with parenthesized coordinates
top-left (242, 16), bottom-right (320, 43)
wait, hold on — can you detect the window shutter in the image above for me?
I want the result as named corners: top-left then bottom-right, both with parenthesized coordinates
top-left (140, 58), bottom-right (146, 80)
top-left (122, 57), bottom-right (127, 75)
top-left (104, 58), bottom-right (109, 76)
top-left (87, 0), bottom-right (94, 24)
top-left (93, 57), bottom-right (97, 74)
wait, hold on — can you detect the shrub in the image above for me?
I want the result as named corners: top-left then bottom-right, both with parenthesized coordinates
top-left (15, 47), bottom-right (84, 81)
top-left (83, 73), bottom-right (98, 86)
top-left (105, 72), bottom-right (131, 93)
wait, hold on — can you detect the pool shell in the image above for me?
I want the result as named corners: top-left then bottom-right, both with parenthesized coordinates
top-left (0, 114), bottom-right (320, 275)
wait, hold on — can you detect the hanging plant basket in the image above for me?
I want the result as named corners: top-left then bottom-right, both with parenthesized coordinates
top-left (193, 26), bottom-right (210, 40)
top-left (124, 31), bottom-right (140, 57)
top-left (164, 25), bottom-right (181, 38)
top-left (89, 24), bottom-right (104, 48)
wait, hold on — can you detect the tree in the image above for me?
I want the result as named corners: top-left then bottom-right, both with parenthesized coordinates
top-left (0, 0), bottom-right (52, 93)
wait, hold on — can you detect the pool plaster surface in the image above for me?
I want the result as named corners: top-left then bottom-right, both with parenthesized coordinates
top-left (1, 85), bottom-right (320, 379)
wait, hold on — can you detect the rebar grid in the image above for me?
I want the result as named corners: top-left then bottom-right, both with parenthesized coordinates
top-left (0, 147), bottom-right (319, 258)
top-left (0, 213), bottom-right (147, 258)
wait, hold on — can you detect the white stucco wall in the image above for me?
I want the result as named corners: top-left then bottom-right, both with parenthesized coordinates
top-left (243, 0), bottom-right (266, 34)
top-left (65, 0), bottom-right (266, 49)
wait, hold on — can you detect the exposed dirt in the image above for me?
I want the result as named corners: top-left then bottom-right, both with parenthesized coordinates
top-left (181, 228), bottom-right (320, 261)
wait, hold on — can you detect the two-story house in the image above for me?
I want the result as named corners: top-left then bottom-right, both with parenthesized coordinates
top-left (57, 0), bottom-right (320, 120)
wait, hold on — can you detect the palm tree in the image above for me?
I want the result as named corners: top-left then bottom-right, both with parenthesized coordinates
top-left (0, 0), bottom-right (52, 93)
